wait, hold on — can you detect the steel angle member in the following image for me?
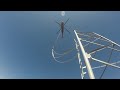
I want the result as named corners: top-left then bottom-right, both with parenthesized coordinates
top-left (76, 44), bottom-right (79, 50)
top-left (84, 37), bottom-right (101, 48)
top-left (91, 57), bottom-right (120, 69)
top-left (81, 67), bottom-right (87, 78)
top-left (93, 32), bottom-right (120, 47)
top-left (78, 53), bottom-right (81, 63)
top-left (81, 73), bottom-right (85, 78)
top-left (80, 62), bottom-right (82, 68)
top-left (82, 66), bottom-right (87, 73)
top-left (80, 65), bottom-right (82, 69)
top-left (85, 53), bottom-right (91, 59)
top-left (83, 66), bottom-right (87, 69)
top-left (83, 72), bottom-right (87, 75)
top-left (78, 58), bottom-right (81, 64)
top-left (81, 73), bottom-right (84, 79)
top-left (88, 44), bottom-right (112, 55)
top-left (81, 39), bottom-right (120, 52)
top-left (81, 71), bottom-right (86, 79)
top-left (78, 37), bottom-right (82, 40)
top-left (74, 39), bottom-right (79, 50)
top-left (92, 60), bottom-right (120, 69)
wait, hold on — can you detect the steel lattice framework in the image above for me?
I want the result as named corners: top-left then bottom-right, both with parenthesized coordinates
top-left (74, 30), bottom-right (120, 79)
top-left (52, 30), bottom-right (120, 79)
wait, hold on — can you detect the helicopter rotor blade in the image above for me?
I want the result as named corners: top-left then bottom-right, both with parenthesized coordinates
top-left (65, 27), bottom-right (70, 34)
top-left (64, 18), bottom-right (70, 25)
top-left (56, 29), bottom-right (61, 34)
top-left (55, 21), bottom-right (61, 26)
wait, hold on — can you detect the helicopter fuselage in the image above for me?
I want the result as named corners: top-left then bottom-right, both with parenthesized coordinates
top-left (61, 21), bottom-right (64, 38)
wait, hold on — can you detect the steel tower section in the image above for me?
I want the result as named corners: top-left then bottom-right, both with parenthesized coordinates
top-left (74, 30), bottom-right (120, 79)
top-left (74, 30), bottom-right (95, 79)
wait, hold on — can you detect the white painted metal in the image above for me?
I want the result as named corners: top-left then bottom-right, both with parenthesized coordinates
top-left (92, 60), bottom-right (120, 69)
top-left (74, 30), bottom-right (95, 79)
top-left (52, 29), bottom-right (120, 79)
top-left (91, 57), bottom-right (120, 69)
top-left (93, 32), bottom-right (120, 47)
top-left (74, 39), bottom-right (87, 79)
top-left (81, 39), bottom-right (120, 52)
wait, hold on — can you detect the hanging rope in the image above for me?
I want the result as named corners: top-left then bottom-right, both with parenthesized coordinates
top-left (52, 30), bottom-right (76, 63)
top-left (99, 44), bottom-right (115, 79)
top-left (52, 49), bottom-right (77, 63)
top-left (53, 47), bottom-right (75, 56)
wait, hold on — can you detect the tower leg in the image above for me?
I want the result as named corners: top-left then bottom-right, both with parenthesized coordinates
top-left (74, 30), bottom-right (95, 79)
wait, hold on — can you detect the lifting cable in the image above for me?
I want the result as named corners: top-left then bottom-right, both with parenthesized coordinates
top-left (52, 31), bottom-right (76, 63)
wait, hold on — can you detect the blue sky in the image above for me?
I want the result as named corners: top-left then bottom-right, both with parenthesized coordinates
top-left (0, 11), bottom-right (120, 79)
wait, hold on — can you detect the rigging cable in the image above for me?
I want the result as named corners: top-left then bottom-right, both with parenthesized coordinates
top-left (52, 30), bottom-right (77, 63)
top-left (99, 44), bottom-right (115, 79)
top-left (52, 49), bottom-right (77, 63)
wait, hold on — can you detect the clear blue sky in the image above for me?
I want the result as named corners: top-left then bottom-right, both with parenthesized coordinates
top-left (0, 11), bottom-right (120, 79)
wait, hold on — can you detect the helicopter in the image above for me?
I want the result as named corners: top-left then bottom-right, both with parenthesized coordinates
top-left (55, 18), bottom-right (70, 38)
